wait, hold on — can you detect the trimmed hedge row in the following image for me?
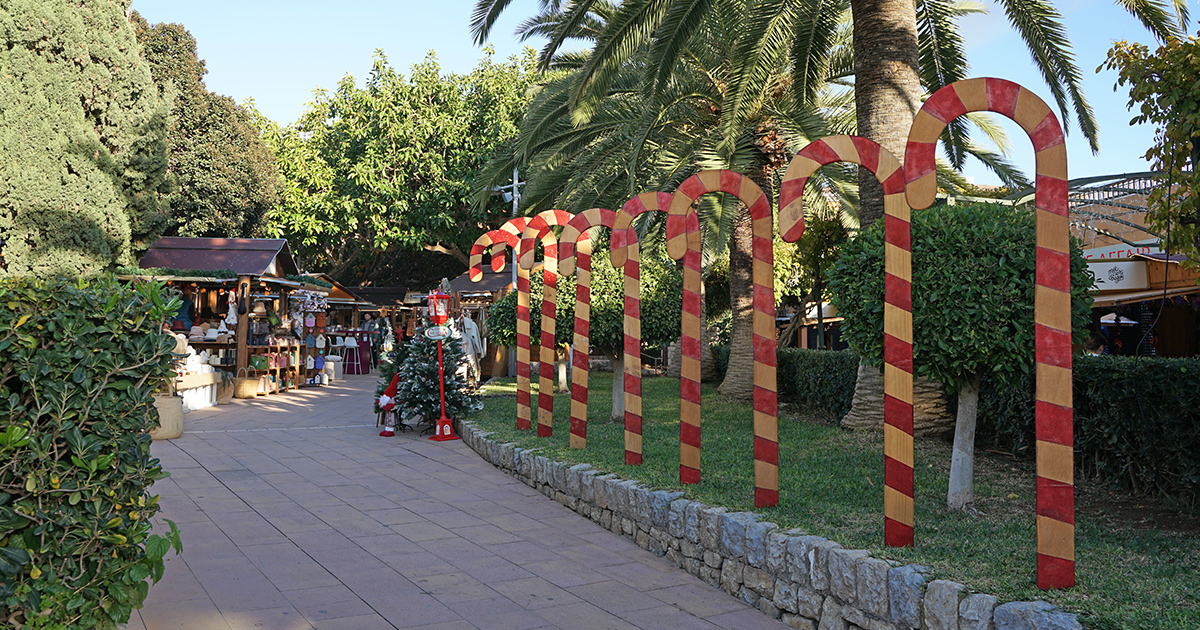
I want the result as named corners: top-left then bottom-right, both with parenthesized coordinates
top-left (713, 347), bottom-right (1199, 503)
top-left (711, 346), bottom-right (859, 419)
top-left (1, 276), bottom-right (182, 629)
top-left (978, 355), bottom-right (1200, 502)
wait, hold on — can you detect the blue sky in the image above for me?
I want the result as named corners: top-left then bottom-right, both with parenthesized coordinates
top-left (130, 0), bottom-right (1182, 186)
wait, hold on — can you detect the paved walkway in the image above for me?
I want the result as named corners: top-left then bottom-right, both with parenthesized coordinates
top-left (133, 375), bottom-right (788, 630)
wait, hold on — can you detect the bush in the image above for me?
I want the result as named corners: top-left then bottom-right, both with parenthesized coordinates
top-left (977, 354), bottom-right (1200, 504)
top-left (0, 276), bottom-right (183, 629)
top-left (712, 345), bottom-right (858, 419)
top-left (777, 349), bottom-right (859, 419)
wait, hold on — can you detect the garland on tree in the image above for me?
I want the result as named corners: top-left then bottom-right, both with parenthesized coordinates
top-left (374, 317), bottom-right (481, 428)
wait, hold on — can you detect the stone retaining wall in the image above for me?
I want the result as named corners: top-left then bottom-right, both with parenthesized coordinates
top-left (459, 421), bottom-right (1082, 630)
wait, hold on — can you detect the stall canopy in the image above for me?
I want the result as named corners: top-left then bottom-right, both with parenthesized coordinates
top-left (448, 267), bottom-right (512, 299)
top-left (314, 273), bottom-right (376, 309)
top-left (140, 237), bottom-right (300, 277)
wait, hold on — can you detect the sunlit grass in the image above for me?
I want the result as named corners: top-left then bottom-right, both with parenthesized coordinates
top-left (468, 373), bottom-right (1200, 629)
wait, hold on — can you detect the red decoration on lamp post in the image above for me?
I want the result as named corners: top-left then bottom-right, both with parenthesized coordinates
top-left (426, 289), bottom-right (460, 441)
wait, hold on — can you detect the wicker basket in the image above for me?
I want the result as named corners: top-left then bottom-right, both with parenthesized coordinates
top-left (233, 368), bottom-right (258, 399)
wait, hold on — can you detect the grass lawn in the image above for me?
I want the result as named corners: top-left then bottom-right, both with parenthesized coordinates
top-left (468, 373), bottom-right (1199, 630)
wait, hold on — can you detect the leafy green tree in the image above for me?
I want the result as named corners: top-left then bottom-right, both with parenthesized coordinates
top-left (131, 13), bottom-right (281, 238)
top-left (259, 49), bottom-right (540, 287)
top-left (488, 243), bottom-right (683, 420)
top-left (0, 0), bottom-right (172, 277)
top-left (1103, 35), bottom-right (1200, 269)
top-left (827, 203), bottom-right (1093, 510)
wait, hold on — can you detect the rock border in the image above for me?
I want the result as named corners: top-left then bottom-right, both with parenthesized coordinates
top-left (459, 420), bottom-right (1082, 630)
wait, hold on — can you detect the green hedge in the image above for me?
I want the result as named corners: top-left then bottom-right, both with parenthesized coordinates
top-left (776, 348), bottom-right (859, 419)
top-left (0, 276), bottom-right (183, 629)
top-left (711, 345), bottom-right (859, 419)
top-left (978, 354), bottom-right (1200, 503)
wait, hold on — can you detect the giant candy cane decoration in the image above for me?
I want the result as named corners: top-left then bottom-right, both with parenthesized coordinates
top-left (520, 210), bottom-right (576, 438)
top-left (666, 171), bottom-right (778, 506)
top-left (610, 192), bottom-right (673, 465)
top-left (470, 218), bottom-right (533, 429)
top-left (558, 208), bottom-right (618, 449)
top-left (905, 78), bottom-right (1074, 589)
top-left (779, 137), bottom-right (914, 548)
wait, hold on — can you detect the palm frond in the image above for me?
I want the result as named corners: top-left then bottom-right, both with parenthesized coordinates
top-left (471, 0), bottom-right (519, 44)
top-left (1113, 0), bottom-right (1185, 40)
top-left (997, 0), bottom-right (1098, 152)
top-left (646, 0), bottom-right (719, 96)
top-left (569, 0), bottom-right (673, 125)
top-left (789, 0), bottom-right (849, 104)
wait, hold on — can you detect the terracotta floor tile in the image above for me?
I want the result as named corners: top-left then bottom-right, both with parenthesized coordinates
top-left (148, 376), bottom-right (789, 630)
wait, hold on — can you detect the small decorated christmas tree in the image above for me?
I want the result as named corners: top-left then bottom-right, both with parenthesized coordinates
top-left (388, 317), bottom-right (482, 424)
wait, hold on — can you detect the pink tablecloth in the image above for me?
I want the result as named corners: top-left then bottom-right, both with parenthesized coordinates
top-left (334, 330), bottom-right (371, 375)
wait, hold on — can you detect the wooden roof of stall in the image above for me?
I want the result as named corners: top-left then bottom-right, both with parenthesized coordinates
top-left (448, 267), bottom-right (512, 296)
top-left (139, 237), bottom-right (300, 277)
top-left (347, 286), bottom-right (409, 308)
top-left (313, 274), bottom-right (377, 307)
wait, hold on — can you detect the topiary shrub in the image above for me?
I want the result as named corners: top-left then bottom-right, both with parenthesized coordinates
top-left (0, 275), bottom-right (183, 629)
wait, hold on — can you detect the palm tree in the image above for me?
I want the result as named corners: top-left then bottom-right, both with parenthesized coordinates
top-left (474, 0), bottom-right (1036, 399)
top-left (474, 0), bottom-right (867, 401)
top-left (472, 0), bottom-right (1189, 225)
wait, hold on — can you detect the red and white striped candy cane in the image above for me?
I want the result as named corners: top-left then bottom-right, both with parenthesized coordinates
top-left (472, 218), bottom-right (533, 429)
top-left (666, 172), bottom-right (776, 506)
top-left (520, 209), bottom-right (575, 438)
top-left (559, 208), bottom-right (617, 449)
top-left (779, 136), bottom-right (914, 547)
top-left (905, 78), bottom-right (1073, 589)
top-left (611, 192), bottom-right (672, 466)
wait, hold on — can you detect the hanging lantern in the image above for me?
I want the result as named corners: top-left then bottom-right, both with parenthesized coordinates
top-left (427, 290), bottom-right (450, 325)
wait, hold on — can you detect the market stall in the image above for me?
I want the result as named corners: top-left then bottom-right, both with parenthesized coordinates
top-left (132, 237), bottom-right (333, 397)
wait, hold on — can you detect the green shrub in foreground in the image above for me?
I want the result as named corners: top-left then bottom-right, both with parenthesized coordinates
top-left (0, 276), bottom-right (183, 629)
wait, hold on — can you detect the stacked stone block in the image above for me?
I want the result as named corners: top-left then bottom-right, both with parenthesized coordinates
top-left (459, 422), bottom-right (1081, 630)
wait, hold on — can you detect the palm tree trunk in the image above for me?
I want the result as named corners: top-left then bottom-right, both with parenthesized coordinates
top-left (850, 0), bottom-right (922, 227)
top-left (718, 205), bottom-right (755, 399)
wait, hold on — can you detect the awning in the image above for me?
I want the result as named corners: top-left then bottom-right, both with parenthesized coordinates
top-left (1092, 285), bottom-right (1200, 307)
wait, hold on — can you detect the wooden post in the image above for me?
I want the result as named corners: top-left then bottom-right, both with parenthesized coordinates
top-left (236, 276), bottom-right (252, 372)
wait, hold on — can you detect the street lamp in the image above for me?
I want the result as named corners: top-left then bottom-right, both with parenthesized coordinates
top-left (425, 290), bottom-right (460, 441)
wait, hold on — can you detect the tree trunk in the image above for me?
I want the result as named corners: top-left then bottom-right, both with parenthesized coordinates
top-left (718, 205), bottom-right (756, 399)
top-left (556, 345), bottom-right (569, 393)
top-left (840, 363), bottom-right (954, 436)
top-left (947, 372), bottom-right (982, 511)
top-left (604, 348), bottom-right (626, 422)
top-left (850, 0), bottom-right (921, 227)
top-left (843, 0), bottom-right (923, 454)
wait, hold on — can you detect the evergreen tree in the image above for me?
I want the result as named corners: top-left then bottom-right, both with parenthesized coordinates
top-left (0, 0), bottom-right (173, 276)
top-left (131, 12), bottom-right (281, 238)
top-left (389, 319), bottom-right (482, 423)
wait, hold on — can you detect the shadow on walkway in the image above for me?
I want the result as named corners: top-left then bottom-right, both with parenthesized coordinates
top-left (134, 375), bottom-right (786, 630)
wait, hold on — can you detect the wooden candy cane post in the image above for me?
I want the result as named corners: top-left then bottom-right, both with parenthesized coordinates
top-left (520, 210), bottom-right (575, 438)
top-left (779, 136), bottom-right (915, 547)
top-left (558, 208), bottom-right (618, 449)
top-left (905, 78), bottom-right (1074, 589)
top-left (470, 218), bottom-right (533, 429)
top-left (611, 192), bottom-right (673, 465)
top-left (666, 171), bottom-right (778, 506)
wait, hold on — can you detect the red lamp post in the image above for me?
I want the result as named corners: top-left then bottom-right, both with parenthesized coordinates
top-left (426, 290), bottom-right (460, 441)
